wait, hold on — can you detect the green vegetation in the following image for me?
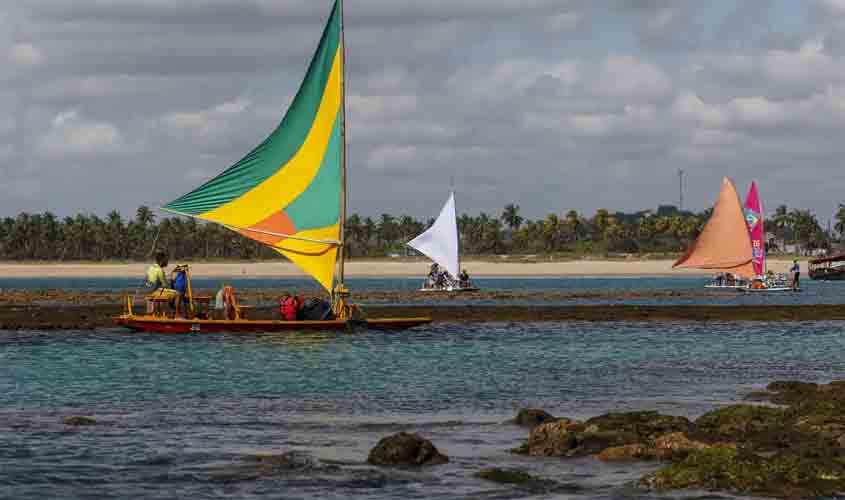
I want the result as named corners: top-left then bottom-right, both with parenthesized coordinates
top-left (0, 203), bottom-right (834, 261)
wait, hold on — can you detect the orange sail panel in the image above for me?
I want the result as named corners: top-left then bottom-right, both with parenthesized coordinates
top-left (673, 177), bottom-right (755, 279)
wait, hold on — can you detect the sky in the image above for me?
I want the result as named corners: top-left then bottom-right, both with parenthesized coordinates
top-left (3, 0), bottom-right (845, 222)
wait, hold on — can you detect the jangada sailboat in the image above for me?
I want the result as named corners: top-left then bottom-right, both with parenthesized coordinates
top-left (673, 177), bottom-right (794, 292)
top-left (743, 181), bottom-right (792, 292)
top-left (114, 0), bottom-right (431, 332)
top-left (407, 192), bottom-right (478, 292)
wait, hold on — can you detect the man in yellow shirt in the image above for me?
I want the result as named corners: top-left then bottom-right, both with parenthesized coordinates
top-left (145, 252), bottom-right (178, 314)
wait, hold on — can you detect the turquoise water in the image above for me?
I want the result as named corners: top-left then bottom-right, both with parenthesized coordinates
top-left (1, 276), bottom-right (842, 306)
top-left (3, 321), bottom-right (845, 499)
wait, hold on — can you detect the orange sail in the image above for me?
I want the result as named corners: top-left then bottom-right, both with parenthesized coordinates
top-left (673, 177), bottom-right (755, 279)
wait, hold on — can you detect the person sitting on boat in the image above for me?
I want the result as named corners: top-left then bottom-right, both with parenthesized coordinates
top-left (280, 294), bottom-right (303, 321)
top-left (214, 285), bottom-right (226, 319)
top-left (145, 252), bottom-right (178, 314)
top-left (459, 269), bottom-right (470, 288)
top-left (714, 273), bottom-right (724, 286)
top-left (790, 260), bottom-right (801, 290)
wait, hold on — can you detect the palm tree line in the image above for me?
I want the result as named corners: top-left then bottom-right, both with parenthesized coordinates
top-left (0, 203), bottom-right (837, 261)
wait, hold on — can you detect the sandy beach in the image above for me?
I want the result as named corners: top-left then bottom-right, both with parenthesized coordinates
top-left (0, 258), bottom-right (804, 278)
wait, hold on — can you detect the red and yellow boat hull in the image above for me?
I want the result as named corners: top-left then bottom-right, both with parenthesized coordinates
top-left (113, 314), bottom-right (431, 334)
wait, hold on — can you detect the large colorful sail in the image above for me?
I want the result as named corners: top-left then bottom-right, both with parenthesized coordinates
top-left (162, 1), bottom-right (344, 292)
top-left (673, 177), bottom-right (756, 279)
top-left (744, 181), bottom-right (765, 276)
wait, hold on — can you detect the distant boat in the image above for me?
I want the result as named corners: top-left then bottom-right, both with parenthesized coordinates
top-left (809, 252), bottom-right (845, 281)
top-left (407, 192), bottom-right (478, 292)
top-left (673, 177), bottom-right (756, 290)
top-left (114, 0), bottom-right (431, 332)
top-left (673, 178), bottom-right (795, 292)
top-left (743, 181), bottom-right (792, 292)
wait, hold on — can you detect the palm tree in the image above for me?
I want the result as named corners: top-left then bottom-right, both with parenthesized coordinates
top-left (542, 214), bottom-right (561, 250)
top-left (501, 204), bottom-right (523, 231)
top-left (565, 210), bottom-right (581, 241)
top-left (835, 204), bottom-right (845, 241)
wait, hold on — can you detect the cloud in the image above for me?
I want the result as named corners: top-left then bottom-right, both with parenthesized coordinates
top-left (8, 43), bottom-right (45, 67)
top-left (37, 110), bottom-right (123, 158)
top-left (594, 55), bottom-right (672, 101)
top-left (3, 0), bottom-right (845, 220)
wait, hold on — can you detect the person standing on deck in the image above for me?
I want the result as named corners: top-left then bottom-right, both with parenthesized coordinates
top-left (790, 260), bottom-right (801, 290)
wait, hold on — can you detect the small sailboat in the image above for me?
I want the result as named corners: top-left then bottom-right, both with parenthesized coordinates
top-left (114, 0), bottom-right (431, 332)
top-left (743, 181), bottom-right (793, 292)
top-left (674, 177), bottom-right (755, 289)
top-left (407, 192), bottom-right (478, 292)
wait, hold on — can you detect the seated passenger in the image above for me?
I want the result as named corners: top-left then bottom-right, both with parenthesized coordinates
top-left (459, 269), bottom-right (470, 287)
top-left (280, 294), bottom-right (303, 321)
top-left (145, 252), bottom-right (178, 314)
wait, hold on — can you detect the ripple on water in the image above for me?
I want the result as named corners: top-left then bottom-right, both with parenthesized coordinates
top-left (2, 321), bottom-right (845, 499)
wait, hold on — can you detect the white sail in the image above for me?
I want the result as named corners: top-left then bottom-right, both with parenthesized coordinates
top-left (408, 192), bottom-right (460, 278)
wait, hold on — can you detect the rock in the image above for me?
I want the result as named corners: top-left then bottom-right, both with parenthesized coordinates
top-left (477, 468), bottom-right (535, 484)
top-left (597, 433), bottom-right (719, 462)
top-left (694, 404), bottom-right (787, 440)
top-left (62, 416), bottom-right (97, 426)
top-left (367, 432), bottom-right (448, 466)
top-left (512, 408), bottom-right (558, 428)
top-left (583, 411), bottom-right (692, 441)
top-left (597, 444), bottom-right (650, 461)
top-left (651, 432), bottom-right (720, 460)
top-left (640, 445), bottom-right (845, 498)
top-left (525, 420), bottom-right (580, 457)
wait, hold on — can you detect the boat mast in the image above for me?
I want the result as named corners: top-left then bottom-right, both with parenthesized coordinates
top-left (338, 0), bottom-right (349, 289)
top-left (760, 181), bottom-right (766, 276)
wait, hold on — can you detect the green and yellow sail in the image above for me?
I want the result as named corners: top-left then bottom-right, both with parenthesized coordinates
top-left (163, 0), bottom-right (344, 292)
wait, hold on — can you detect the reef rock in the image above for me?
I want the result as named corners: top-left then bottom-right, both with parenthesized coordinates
top-left (641, 445), bottom-right (845, 498)
top-left (367, 432), bottom-right (448, 466)
top-left (62, 416), bottom-right (98, 426)
top-left (477, 468), bottom-right (535, 484)
top-left (512, 408), bottom-right (559, 428)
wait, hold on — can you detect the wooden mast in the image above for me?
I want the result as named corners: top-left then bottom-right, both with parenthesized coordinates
top-left (338, 0), bottom-right (348, 288)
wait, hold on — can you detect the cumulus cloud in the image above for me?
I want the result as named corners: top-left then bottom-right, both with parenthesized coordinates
top-left (3, 0), bottom-right (845, 218)
top-left (8, 43), bottom-right (45, 67)
top-left (37, 110), bottom-right (123, 158)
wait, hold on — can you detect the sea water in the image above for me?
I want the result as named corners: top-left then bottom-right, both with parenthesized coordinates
top-left (2, 321), bottom-right (844, 499)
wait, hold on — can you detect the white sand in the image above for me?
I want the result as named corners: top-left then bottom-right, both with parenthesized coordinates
top-left (0, 259), bottom-right (803, 278)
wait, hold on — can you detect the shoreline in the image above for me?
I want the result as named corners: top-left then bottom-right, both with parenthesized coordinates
top-left (0, 259), bottom-right (804, 278)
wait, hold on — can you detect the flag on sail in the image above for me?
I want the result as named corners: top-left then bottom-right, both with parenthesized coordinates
top-left (162, 1), bottom-right (343, 292)
top-left (408, 193), bottom-right (460, 278)
top-left (673, 177), bottom-right (756, 279)
top-left (744, 181), bottom-right (765, 277)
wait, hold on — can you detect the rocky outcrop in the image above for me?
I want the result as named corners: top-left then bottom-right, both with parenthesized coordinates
top-left (367, 432), bottom-right (448, 467)
top-left (640, 380), bottom-right (845, 497)
top-left (62, 416), bottom-right (98, 426)
top-left (477, 468), bottom-right (535, 484)
top-left (641, 445), bottom-right (845, 498)
top-left (511, 408), bottom-right (558, 428)
top-left (517, 411), bottom-right (691, 458)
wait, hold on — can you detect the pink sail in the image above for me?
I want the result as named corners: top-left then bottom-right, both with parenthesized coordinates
top-left (744, 181), bottom-right (765, 276)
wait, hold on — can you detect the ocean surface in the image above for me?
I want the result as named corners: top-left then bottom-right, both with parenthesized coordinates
top-left (0, 276), bottom-right (842, 306)
top-left (3, 320), bottom-right (845, 499)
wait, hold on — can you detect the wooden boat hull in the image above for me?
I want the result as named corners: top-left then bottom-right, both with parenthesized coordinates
top-left (809, 268), bottom-right (845, 281)
top-left (418, 287), bottom-right (479, 293)
top-left (113, 315), bottom-right (432, 334)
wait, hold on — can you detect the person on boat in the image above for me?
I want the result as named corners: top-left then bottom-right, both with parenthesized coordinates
top-left (170, 265), bottom-right (188, 318)
top-left (145, 252), bottom-right (178, 314)
top-left (222, 285), bottom-right (239, 320)
top-left (714, 273), bottom-right (724, 286)
top-left (214, 285), bottom-right (226, 319)
top-left (459, 269), bottom-right (470, 288)
top-left (280, 294), bottom-right (303, 321)
top-left (790, 260), bottom-right (801, 290)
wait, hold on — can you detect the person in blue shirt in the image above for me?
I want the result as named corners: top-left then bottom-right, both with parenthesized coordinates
top-left (790, 260), bottom-right (800, 290)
